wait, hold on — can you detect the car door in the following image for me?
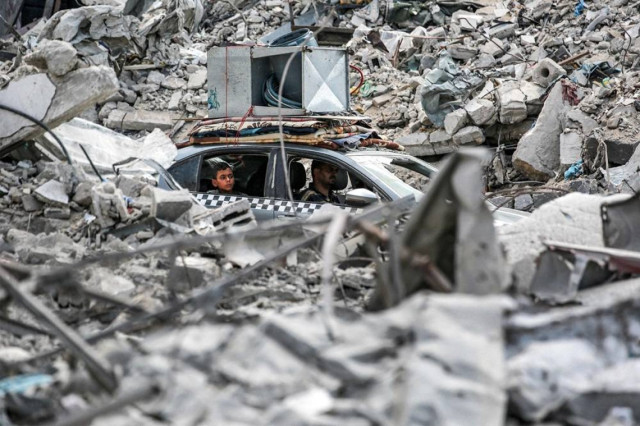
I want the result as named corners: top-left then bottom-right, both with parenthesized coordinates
top-left (269, 147), bottom-right (376, 220)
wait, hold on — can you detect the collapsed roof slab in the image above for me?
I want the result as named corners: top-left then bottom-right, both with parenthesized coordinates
top-left (0, 65), bottom-right (119, 157)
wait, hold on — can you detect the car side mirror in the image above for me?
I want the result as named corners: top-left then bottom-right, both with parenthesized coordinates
top-left (345, 188), bottom-right (379, 207)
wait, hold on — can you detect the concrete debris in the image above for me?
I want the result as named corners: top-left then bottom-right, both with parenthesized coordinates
top-left (512, 82), bottom-right (569, 181)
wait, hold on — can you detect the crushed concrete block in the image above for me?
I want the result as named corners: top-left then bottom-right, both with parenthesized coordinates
top-left (7, 229), bottom-right (84, 264)
top-left (465, 98), bottom-right (495, 125)
top-left (453, 126), bottom-right (485, 145)
top-left (115, 175), bottom-right (147, 198)
top-left (168, 91), bottom-right (182, 110)
top-left (397, 133), bottom-right (432, 156)
top-left (21, 194), bottom-right (43, 212)
top-left (187, 68), bottom-right (207, 90)
top-left (147, 70), bottom-right (165, 85)
top-left (23, 40), bottom-right (79, 77)
top-left (564, 109), bottom-right (598, 134)
top-left (520, 34), bottom-right (536, 45)
top-left (508, 340), bottom-right (604, 422)
top-left (559, 359), bottom-right (640, 424)
top-left (106, 110), bottom-right (176, 131)
top-left (605, 138), bottom-right (640, 166)
top-left (498, 85), bottom-right (528, 124)
top-left (91, 181), bottom-right (129, 228)
top-left (150, 188), bottom-right (193, 222)
top-left (498, 193), bottom-right (607, 292)
top-left (444, 109), bottom-right (468, 135)
top-left (480, 38), bottom-right (505, 58)
top-left (161, 77), bottom-right (187, 90)
top-left (447, 44), bottom-right (479, 60)
top-left (486, 23), bottom-right (517, 39)
top-left (72, 182), bottom-right (93, 207)
top-left (34, 180), bottom-right (69, 206)
top-left (40, 118), bottom-right (177, 173)
top-left (512, 82), bottom-right (567, 181)
top-left (372, 93), bottom-right (394, 107)
top-left (513, 194), bottom-right (534, 211)
top-left (560, 132), bottom-right (583, 166)
top-left (533, 58), bottom-right (566, 88)
top-left (430, 129), bottom-right (457, 154)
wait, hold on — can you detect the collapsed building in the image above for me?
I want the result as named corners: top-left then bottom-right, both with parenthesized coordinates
top-left (1, 0), bottom-right (640, 425)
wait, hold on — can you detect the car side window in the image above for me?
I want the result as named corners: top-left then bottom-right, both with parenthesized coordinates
top-left (289, 156), bottom-right (367, 204)
top-left (199, 154), bottom-right (269, 197)
top-left (170, 156), bottom-right (201, 191)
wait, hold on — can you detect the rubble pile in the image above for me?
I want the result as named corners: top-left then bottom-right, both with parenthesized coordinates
top-left (3, 0), bottom-right (640, 425)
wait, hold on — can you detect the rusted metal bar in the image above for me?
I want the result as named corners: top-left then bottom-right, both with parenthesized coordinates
top-left (558, 51), bottom-right (589, 66)
top-left (0, 267), bottom-right (118, 393)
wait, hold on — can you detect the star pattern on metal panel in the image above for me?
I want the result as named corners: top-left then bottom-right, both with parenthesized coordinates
top-left (303, 52), bottom-right (347, 112)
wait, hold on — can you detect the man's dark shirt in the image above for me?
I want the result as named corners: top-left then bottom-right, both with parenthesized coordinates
top-left (299, 184), bottom-right (340, 203)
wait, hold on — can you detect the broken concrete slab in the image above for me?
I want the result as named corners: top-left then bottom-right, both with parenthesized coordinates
top-left (40, 118), bottom-right (177, 173)
top-left (465, 98), bottom-right (495, 126)
top-left (453, 126), bottom-right (485, 145)
top-left (187, 68), bottom-right (207, 90)
top-left (565, 109), bottom-right (599, 134)
top-left (398, 131), bottom-right (457, 156)
top-left (444, 108), bottom-right (468, 135)
top-left (508, 339), bottom-right (605, 422)
top-left (560, 132), bottom-right (583, 166)
top-left (34, 180), bottom-right (70, 206)
top-left (499, 193), bottom-right (611, 292)
top-left (512, 82), bottom-right (568, 181)
top-left (447, 44), bottom-right (479, 60)
top-left (105, 109), bottom-right (177, 131)
top-left (0, 66), bottom-right (119, 157)
top-left (498, 84), bottom-right (528, 125)
top-left (150, 188), bottom-right (193, 223)
top-left (430, 129), bottom-right (457, 154)
top-left (557, 359), bottom-right (640, 424)
top-left (24, 40), bottom-right (79, 77)
top-left (0, 74), bottom-right (56, 140)
top-left (605, 138), bottom-right (640, 166)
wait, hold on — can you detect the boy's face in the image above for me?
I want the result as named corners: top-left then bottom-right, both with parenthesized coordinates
top-left (212, 167), bottom-right (234, 193)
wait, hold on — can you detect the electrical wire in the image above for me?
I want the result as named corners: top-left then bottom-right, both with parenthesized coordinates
top-left (349, 63), bottom-right (365, 95)
top-left (263, 74), bottom-right (302, 108)
top-left (79, 144), bottom-right (105, 182)
top-left (0, 104), bottom-right (74, 166)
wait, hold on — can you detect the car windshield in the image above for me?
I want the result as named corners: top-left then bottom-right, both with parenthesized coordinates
top-left (349, 154), bottom-right (435, 200)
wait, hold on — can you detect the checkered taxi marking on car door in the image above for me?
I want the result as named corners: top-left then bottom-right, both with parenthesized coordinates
top-left (194, 193), bottom-right (362, 215)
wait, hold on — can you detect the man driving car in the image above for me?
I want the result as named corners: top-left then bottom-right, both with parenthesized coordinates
top-left (299, 160), bottom-right (341, 203)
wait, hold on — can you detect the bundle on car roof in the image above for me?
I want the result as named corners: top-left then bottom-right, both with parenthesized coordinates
top-left (178, 115), bottom-right (404, 151)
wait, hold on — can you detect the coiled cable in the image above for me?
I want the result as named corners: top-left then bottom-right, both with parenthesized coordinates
top-left (263, 74), bottom-right (302, 109)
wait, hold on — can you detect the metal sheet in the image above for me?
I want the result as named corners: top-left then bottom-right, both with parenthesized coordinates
top-left (207, 47), bottom-right (252, 118)
top-left (302, 48), bottom-right (349, 112)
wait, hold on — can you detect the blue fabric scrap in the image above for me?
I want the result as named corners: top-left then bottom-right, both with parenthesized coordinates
top-left (564, 159), bottom-right (583, 180)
